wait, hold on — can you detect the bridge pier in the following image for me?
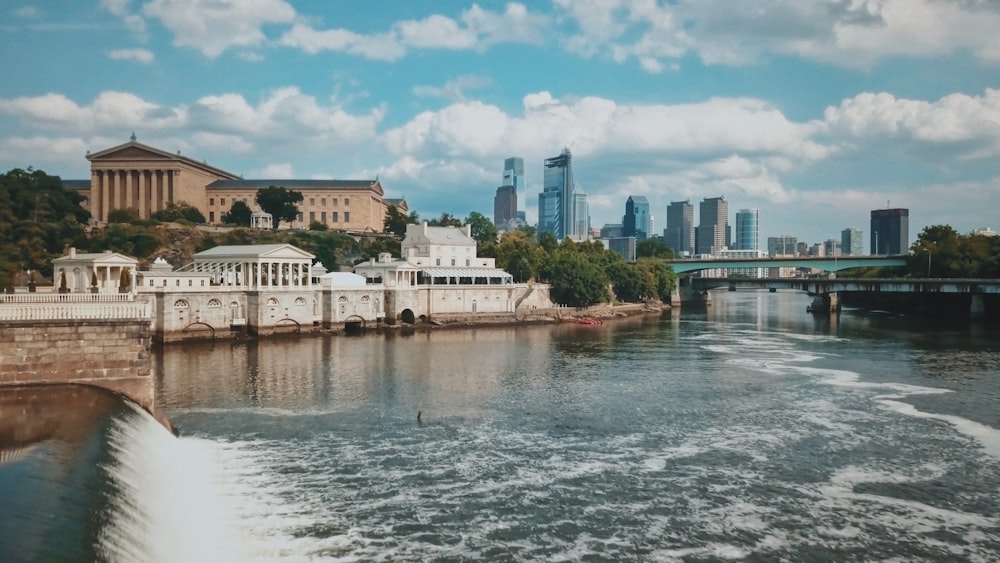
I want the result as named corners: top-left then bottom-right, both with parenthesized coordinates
top-left (808, 292), bottom-right (841, 314)
top-left (670, 285), bottom-right (712, 307)
top-left (971, 293), bottom-right (985, 319)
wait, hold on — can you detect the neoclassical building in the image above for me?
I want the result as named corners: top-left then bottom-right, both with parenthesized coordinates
top-left (66, 135), bottom-right (405, 232)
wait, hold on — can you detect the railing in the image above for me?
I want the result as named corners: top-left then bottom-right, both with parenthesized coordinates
top-left (0, 296), bottom-right (152, 321)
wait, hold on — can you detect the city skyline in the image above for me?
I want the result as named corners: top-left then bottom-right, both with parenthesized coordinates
top-left (1, 1), bottom-right (998, 244)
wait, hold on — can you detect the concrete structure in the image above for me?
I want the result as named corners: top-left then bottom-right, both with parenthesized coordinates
top-left (696, 196), bottom-right (729, 256)
top-left (623, 196), bottom-right (650, 240)
top-left (665, 200), bottom-right (694, 256)
top-left (66, 136), bottom-right (404, 232)
top-left (734, 208), bottom-right (759, 251)
top-left (606, 237), bottom-right (637, 262)
top-left (767, 235), bottom-right (798, 257)
top-left (871, 208), bottom-right (909, 255)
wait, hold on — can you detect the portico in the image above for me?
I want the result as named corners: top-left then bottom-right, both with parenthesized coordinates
top-left (188, 244), bottom-right (316, 289)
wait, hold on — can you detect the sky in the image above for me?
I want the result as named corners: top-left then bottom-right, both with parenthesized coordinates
top-left (1, 0), bottom-right (998, 246)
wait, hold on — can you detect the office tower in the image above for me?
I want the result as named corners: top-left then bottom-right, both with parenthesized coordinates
top-left (493, 185), bottom-right (517, 229)
top-left (767, 235), bottom-right (797, 256)
top-left (696, 196), bottom-right (729, 256)
top-left (734, 208), bottom-right (759, 250)
top-left (623, 196), bottom-right (651, 240)
top-left (665, 200), bottom-right (694, 256)
top-left (841, 227), bottom-right (864, 256)
top-left (538, 148), bottom-right (576, 240)
top-left (870, 208), bottom-right (909, 255)
top-left (494, 157), bottom-right (523, 229)
top-left (572, 191), bottom-right (590, 239)
top-left (823, 238), bottom-right (841, 257)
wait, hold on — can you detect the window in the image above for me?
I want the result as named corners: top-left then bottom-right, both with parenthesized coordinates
top-left (451, 258), bottom-right (456, 266)
top-left (207, 299), bottom-right (222, 307)
top-left (332, 198), bottom-right (338, 206)
top-left (344, 212), bottom-right (350, 223)
top-left (310, 211), bottom-right (315, 222)
top-left (466, 259), bottom-right (470, 266)
top-left (321, 197), bottom-right (327, 206)
top-left (220, 198), bottom-right (226, 206)
top-left (209, 211), bottom-right (215, 223)
top-left (310, 197), bottom-right (315, 206)
top-left (209, 197), bottom-right (215, 206)
top-left (436, 258), bottom-right (441, 266)
top-left (344, 198), bottom-right (350, 206)
top-left (332, 212), bottom-right (338, 222)
top-left (321, 212), bottom-right (327, 222)
top-left (297, 212), bottom-right (303, 222)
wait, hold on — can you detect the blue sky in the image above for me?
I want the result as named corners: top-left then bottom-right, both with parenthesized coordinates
top-left (1, 1), bottom-right (998, 246)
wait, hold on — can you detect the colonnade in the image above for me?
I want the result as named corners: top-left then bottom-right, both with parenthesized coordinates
top-left (92, 168), bottom-right (176, 222)
top-left (192, 260), bottom-right (313, 289)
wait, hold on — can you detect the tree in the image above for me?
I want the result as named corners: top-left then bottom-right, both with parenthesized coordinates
top-left (384, 204), bottom-right (414, 237)
top-left (222, 200), bottom-right (252, 226)
top-left (465, 211), bottom-right (498, 245)
top-left (255, 186), bottom-right (304, 229)
top-left (151, 201), bottom-right (205, 224)
top-left (637, 238), bottom-right (675, 259)
top-left (547, 249), bottom-right (610, 307)
top-left (537, 231), bottom-right (559, 254)
top-left (107, 207), bottom-right (140, 224)
top-left (427, 212), bottom-right (463, 227)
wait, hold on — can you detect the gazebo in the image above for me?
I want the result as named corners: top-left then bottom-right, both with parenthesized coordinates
top-left (52, 248), bottom-right (138, 293)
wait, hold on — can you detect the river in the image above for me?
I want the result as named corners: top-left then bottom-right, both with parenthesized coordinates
top-left (1, 290), bottom-right (999, 561)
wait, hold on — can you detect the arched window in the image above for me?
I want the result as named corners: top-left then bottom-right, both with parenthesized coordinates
top-left (207, 298), bottom-right (222, 308)
top-left (294, 297), bottom-right (306, 306)
top-left (338, 296), bottom-right (348, 303)
top-left (361, 295), bottom-right (370, 303)
top-left (267, 297), bottom-right (279, 306)
top-left (174, 299), bottom-right (189, 308)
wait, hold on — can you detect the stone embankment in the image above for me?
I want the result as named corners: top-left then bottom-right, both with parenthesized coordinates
top-left (408, 301), bottom-right (670, 331)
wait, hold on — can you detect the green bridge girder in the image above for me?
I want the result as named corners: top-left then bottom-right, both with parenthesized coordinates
top-left (666, 255), bottom-right (908, 274)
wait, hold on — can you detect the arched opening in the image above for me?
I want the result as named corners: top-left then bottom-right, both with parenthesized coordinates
top-left (181, 322), bottom-right (215, 340)
top-left (344, 314), bottom-right (366, 335)
top-left (400, 308), bottom-right (416, 324)
top-left (273, 318), bottom-right (301, 335)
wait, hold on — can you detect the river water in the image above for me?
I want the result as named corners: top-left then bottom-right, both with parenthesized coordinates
top-left (2, 290), bottom-right (999, 561)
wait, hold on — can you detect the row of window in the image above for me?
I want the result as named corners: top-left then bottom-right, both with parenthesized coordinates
top-left (304, 211), bottom-right (350, 223)
top-left (206, 197), bottom-right (351, 208)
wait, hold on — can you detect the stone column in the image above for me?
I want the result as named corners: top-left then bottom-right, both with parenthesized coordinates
top-left (971, 293), bottom-right (985, 319)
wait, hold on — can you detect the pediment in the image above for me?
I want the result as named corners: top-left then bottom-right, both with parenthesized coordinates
top-left (88, 142), bottom-right (180, 163)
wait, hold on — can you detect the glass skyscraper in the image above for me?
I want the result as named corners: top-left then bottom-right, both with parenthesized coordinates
top-left (623, 196), bottom-right (650, 240)
top-left (539, 148), bottom-right (584, 240)
top-left (494, 157), bottom-right (523, 229)
top-left (841, 227), bottom-right (864, 256)
top-left (734, 208), bottom-right (759, 250)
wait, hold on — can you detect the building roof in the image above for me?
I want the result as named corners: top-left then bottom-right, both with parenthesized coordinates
top-left (407, 224), bottom-right (475, 246)
top-left (194, 244), bottom-right (315, 261)
top-left (421, 267), bottom-right (511, 278)
top-left (87, 140), bottom-right (240, 180)
top-left (53, 250), bottom-right (137, 265)
top-left (61, 180), bottom-right (91, 191)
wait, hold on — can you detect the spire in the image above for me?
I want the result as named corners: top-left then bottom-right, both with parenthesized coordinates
top-left (130, 131), bottom-right (137, 142)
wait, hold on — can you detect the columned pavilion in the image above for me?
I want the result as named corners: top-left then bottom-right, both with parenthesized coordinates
top-left (189, 244), bottom-right (316, 289)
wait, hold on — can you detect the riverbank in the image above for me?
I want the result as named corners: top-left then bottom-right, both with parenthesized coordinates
top-left (381, 301), bottom-right (671, 332)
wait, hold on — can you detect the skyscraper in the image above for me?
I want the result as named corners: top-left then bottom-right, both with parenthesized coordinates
top-left (870, 208), bottom-right (909, 255)
top-left (493, 157), bottom-right (523, 229)
top-left (696, 196), bottom-right (729, 256)
top-left (538, 148), bottom-right (578, 240)
top-left (767, 235), bottom-right (797, 256)
top-left (841, 227), bottom-right (864, 256)
top-left (734, 208), bottom-right (759, 250)
top-left (623, 196), bottom-right (650, 240)
top-left (665, 200), bottom-right (694, 256)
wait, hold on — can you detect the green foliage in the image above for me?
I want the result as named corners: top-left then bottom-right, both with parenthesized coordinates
top-left (637, 238), bottom-right (675, 259)
top-left (151, 201), bottom-right (205, 224)
top-left (464, 211), bottom-right (498, 245)
top-left (427, 212), bottom-right (463, 227)
top-left (255, 186), bottom-right (304, 229)
top-left (287, 230), bottom-right (361, 272)
top-left (547, 249), bottom-right (610, 307)
top-left (222, 200), bottom-right (252, 226)
top-left (909, 225), bottom-right (1000, 278)
top-left (537, 231), bottom-right (559, 254)
top-left (308, 221), bottom-right (328, 231)
top-left (107, 207), bottom-right (140, 223)
top-left (383, 205), bottom-right (413, 237)
top-left (90, 224), bottom-right (160, 259)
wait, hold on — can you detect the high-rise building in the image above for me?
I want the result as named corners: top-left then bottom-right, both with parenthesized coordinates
top-left (539, 148), bottom-right (584, 240)
top-left (841, 227), bottom-right (864, 255)
top-left (734, 208), bottom-right (759, 250)
top-left (623, 196), bottom-right (651, 240)
top-left (493, 157), bottom-right (523, 230)
top-left (767, 235), bottom-right (797, 256)
top-left (870, 208), bottom-right (909, 255)
top-left (493, 185), bottom-right (517, 229)
top-left (696, 196), bottom-right (729, 256)
top-left (823, 238), bottom-right (842, 257)
top-left (572, 191), bottom-right (589, 239)
top-left (665, 200), bottom-right (694, 256)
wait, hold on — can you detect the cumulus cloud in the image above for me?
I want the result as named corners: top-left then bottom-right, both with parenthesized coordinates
top-left (100, 0), bottom-right (146, 34)
top-left (555, 0), bottom-right (1000, 72)
top-left (253, 162), bottom-right (294, 178)
top-left (822, 89), bottom-right (1000, 159)
top-left (279, 3), bottom-right (546, 61)
top-left (412, 75), bottom-right (494, 102)
top-left (107, 48), bottom-right (154, 64)
top-left (143, 0), bottom-right (296, 58)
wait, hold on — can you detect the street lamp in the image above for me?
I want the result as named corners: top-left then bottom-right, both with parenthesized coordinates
top-left (921, 248), bottom-right (931, 278)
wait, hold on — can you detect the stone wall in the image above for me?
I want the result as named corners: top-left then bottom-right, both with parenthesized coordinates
top-left (0, 319), bottom-right (154, 409)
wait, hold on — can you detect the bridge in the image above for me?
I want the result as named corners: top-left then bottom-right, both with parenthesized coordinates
top-left (666, 255), bottom-right (908, 274)
top-left (680, 277), bottom-right (1000, 318)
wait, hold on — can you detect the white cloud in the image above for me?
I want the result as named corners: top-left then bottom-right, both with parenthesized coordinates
top-left (412, 75), bottom-right (493, 101)
top-left (556, 0), bottom-right (1000, 71)
top-left (253, 162), bottom-right (294, 178)
top-left (108, 48), bottom-right (154, 64)
top-left (279, 3), bottom-right (546, 61)
top-left (143, 0), bottom-right (296, 58)
top-left (823, 89), bottom-right (1000, 159)
top-left (0, 136), bottom-right (89, 170)
top-left (14, 6), bottom-right (40, 18)
top-left (100, 0), bottom-right (146, 34)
